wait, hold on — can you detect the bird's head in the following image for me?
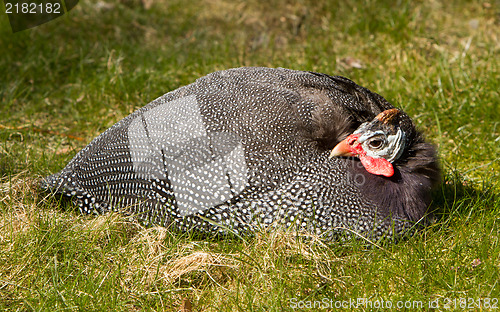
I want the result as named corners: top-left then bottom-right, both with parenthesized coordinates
top-left (329, 108), bottom-right (415, 177)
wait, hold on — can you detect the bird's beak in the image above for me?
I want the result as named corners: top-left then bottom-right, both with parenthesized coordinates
top-left (329, 134), bottom-right (358, 159)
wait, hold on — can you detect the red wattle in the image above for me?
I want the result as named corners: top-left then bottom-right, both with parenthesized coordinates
top-left (359, 155), bottom-right (394, 177)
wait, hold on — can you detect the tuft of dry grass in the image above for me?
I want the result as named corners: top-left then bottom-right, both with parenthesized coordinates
top-left (122, 227), bottom-right (237, 291)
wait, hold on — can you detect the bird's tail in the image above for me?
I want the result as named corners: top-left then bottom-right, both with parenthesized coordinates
top-left (39, 173), bottom-right (60, 192)
top-left (39, 171), bottom-right (75, 195)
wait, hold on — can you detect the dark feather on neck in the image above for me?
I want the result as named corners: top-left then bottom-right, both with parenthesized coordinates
top-left (354, 135), bottom-right (440, 222)
top-left (309, 108), bottom-right (358, 150)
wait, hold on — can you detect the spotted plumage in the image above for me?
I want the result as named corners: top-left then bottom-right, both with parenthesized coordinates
top-left (41, 67), bottom-right (440, 240)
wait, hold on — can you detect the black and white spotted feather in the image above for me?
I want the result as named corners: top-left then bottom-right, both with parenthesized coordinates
top-left (41, 67), bottom-right (440, 240)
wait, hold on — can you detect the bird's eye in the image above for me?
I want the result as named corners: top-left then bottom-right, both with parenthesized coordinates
top-left (368, 139), bottom-right (384, 149)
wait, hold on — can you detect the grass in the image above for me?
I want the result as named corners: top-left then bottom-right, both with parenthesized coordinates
top-left (0, 0), bottom-right (499, 310)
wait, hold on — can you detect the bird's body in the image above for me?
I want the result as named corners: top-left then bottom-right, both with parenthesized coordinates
top-left (42, 67), bottom-right (440, 240)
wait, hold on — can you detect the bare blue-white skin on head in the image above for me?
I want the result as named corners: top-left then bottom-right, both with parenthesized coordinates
top-left (42, 67), bottom-right (440, 240)
top-left (353, 124), bottom-right (406, 163)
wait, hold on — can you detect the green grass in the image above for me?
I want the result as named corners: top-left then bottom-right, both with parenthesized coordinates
top-left (1, 0), bottom-right (499, 310)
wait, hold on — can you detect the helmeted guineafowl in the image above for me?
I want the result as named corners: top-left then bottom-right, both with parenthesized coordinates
top-left (41, 67), bottom-right (440, 240)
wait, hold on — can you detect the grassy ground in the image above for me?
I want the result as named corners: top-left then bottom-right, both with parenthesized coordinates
top-left (0, 0), bottom-right (499, 310)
